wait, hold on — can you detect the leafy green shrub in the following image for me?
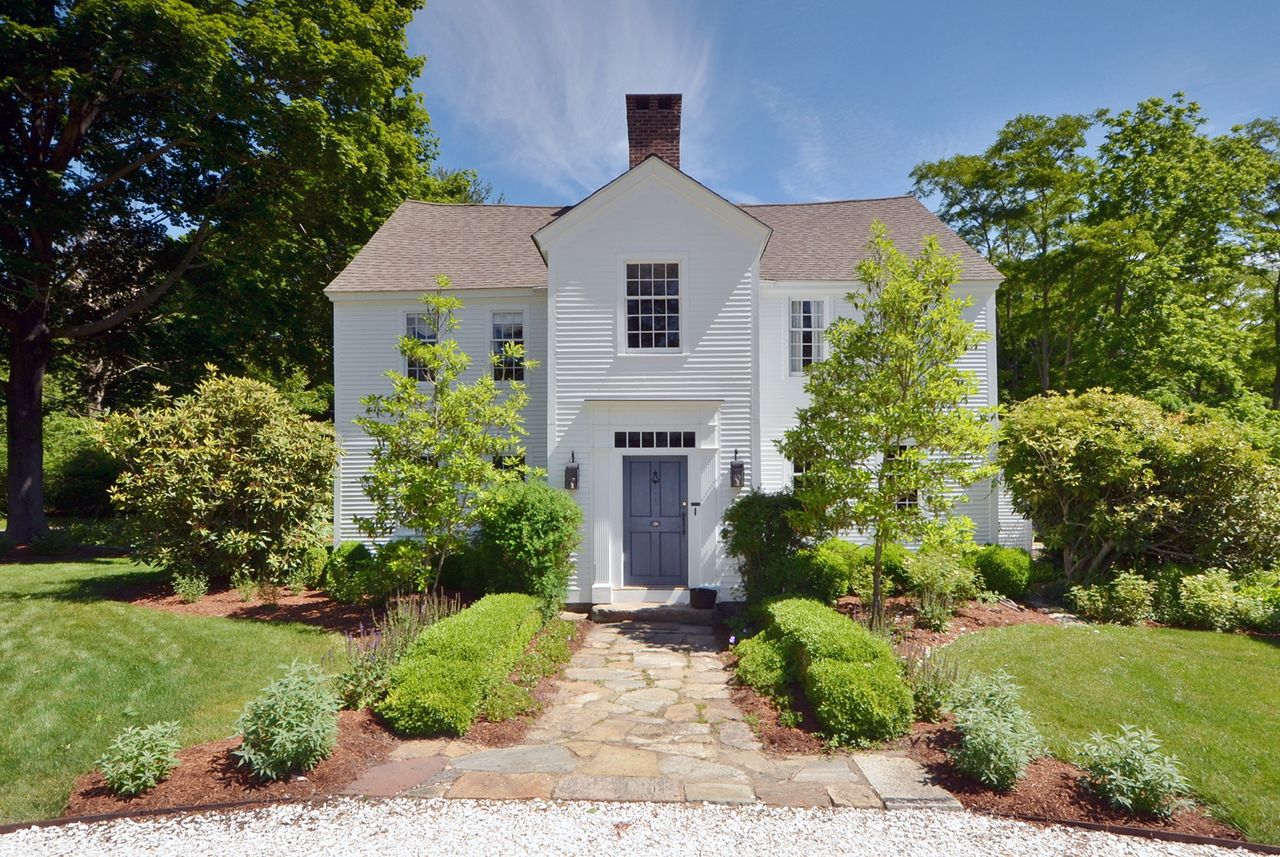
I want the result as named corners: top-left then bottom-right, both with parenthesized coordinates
top-left (27, 527), bottom-right (78, 556)
top-left (901, 648), bottom-right (957, 723)
top-left (720, 489), bottom-right (805, 603)
top-left (948, 671), bottom-right (1042, 791)
top-left (815, 538), bottom-right (864, 597)
top-left (1077, 726), bottom-right (1190, 817)
top-left (332, 593), bottom-right (462, 710)
top-left (1001, 390), bottom-right (1280, 580)
top-left (371, 538), bottom-right (428, 597)
top-left (906, 550), bottom-right (978, 631)
top-left (736, 598), bottom-right (912, 746)
top-left (234, 661), bottom-right (340, 781)
top-left (100, 373), bottom-right (336, 591)
top-left (805, 656), bottom-right (914, 745)
top-left (474, 480), bottom-right (583, 617)
top-left (378, 593), bottom-right (545, 736)
top-left (97, 721), bottom-right (182, 797)
top-left (853, 542), bottom-right (911, 594)
top-left (972, 545), bottom-right (1032, 598)
top-left (1068, 571), bottom-right (1155, 625)
top-left (1177, 570), bottom-right (1252, 632)
top-left (519, 618), bottom-right (577, 680)
top-left (756, 548), bottom-right (849, 605)
top-left (1237, 571), bottom-right (1280, 632)
top-left (288, 545), bottom-right (330, 592)
top-left (325, 541), bottom-right (376, 604)
top-left (734, 627), bottom-right (789, 699)
top-left (44, 413), bottom-right (122, 517)
top-left (172, 574), bottom-right (209, 604)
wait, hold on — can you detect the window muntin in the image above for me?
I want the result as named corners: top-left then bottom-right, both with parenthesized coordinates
top-left (789, 299), bottom-right (825, 374)
top-left (625, 262), bottom-right (680, 350)
top-left (405, 312), bottom-right (437, 382)
top-left (613, 430), bottom-right (695, 449)
top-left (886, 445), bottom-right (919, 509)
top-left (491, 311), bottom-right (524, 381)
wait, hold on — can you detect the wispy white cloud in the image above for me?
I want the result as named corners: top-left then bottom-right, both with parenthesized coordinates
top-left (413, 0), bottom-right (718, 200)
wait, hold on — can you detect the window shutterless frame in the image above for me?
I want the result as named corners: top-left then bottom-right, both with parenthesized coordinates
top-left (490, 310), bottom-right (525, 381)
top-left (788, 298), bottom-right (826, 375)
top-left (403, 311), bottom-right (438, 381)
top-left (619, 256), bottom-right (686, 353)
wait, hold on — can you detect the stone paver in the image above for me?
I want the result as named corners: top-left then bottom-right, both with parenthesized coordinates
top-left (853, 754), bottom-right (963, 811)
top-left (378, 620), bottom-right (959, 812)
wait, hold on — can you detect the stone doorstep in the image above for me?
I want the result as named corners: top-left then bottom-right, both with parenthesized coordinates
top-left (590, 604), bottom-right (715, 626)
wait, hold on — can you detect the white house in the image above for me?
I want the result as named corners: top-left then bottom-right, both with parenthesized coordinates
top-left (326, 93), bottom-right (1030, 606)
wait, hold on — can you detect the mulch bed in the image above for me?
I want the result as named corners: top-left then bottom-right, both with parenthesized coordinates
top-left (835, 594), bottom-right (1061, 650)
top-left (64, 710), bottom-right (399, 818)
top-left (120, 578), bottom-right (380, 636)
top-left (904, 718), bottom-right (1242, 841)
top-left (730, 683), bottom-right (827, 755)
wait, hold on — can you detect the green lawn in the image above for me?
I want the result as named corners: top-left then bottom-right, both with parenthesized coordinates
top-left (949, 624), bottom-right (1280, 844)
top-left (0, 559), bottom-right (338, 823)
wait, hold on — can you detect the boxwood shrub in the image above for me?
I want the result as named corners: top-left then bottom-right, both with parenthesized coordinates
top-left (853, 542), bottom-right (911, 594)
top-left (972, 545), bottom-right (1032, 598)
top-left (378, 593), bottom-right (545, 736)
top-left (733, 598), bottom-right (912, 745)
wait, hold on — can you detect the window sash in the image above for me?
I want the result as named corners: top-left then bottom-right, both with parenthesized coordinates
top-left (625, 262), bottom-right (681, 350)
top-left (491, 311), bottom-right (524, 381)
top-left (405, 312), bottom-right (437, 381)
top-left (789, 299), bottom-right (825, 373)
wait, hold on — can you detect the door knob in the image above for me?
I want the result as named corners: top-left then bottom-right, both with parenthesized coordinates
top-left (651, 520), bottom-right (661, 527)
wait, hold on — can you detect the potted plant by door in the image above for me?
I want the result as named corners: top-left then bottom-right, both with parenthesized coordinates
top-left (689, 585), bottom-right (717, 610)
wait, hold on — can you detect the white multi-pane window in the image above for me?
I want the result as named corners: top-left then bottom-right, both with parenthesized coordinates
top-left (491, 311), bottom-right (524, 381)
top-left (625, 262), bottom-right (680, 349)
top-left (886, 445), bottom-right (920, 509)
top-left (404, 312), bottom-right (437, 381)
top-left (789, 299), bottom-right (825, 374)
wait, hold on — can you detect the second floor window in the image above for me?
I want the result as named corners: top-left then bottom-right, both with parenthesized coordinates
top-left (491, 311), bottom-right (524, 381)
top-left (405, 312), bottom-right (437, 382)
top-left (886, 444), bottom-right (920, 509)
top-left (626, 262), bottom-right (680, 350)
top-left (789, 299), bottom-right (825, 374)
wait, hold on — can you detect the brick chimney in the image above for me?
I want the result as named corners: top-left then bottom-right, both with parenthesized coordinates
top-left (626, 94), bottom-right (681, 170)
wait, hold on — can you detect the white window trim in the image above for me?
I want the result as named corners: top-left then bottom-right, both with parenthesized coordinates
top-left (403, 310), bottom-right (438, 381)
top-left (616, 253), bottom-right (690, 355)
top-left (787, 297), bottom-right (826, 376)
top-left (489, 308), bottom-right (525, 382)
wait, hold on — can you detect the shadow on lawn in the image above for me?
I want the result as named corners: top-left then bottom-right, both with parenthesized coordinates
top-left (0, 561), bottom-right (167, 603)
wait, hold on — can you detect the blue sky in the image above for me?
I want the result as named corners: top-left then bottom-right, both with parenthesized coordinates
top-left (410, 1), bottom-right (1280, 206)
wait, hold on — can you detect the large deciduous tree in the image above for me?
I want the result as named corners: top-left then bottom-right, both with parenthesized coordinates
top-left (912, 94), bottom-right (1274, 412)
top-left (778, 223), bottom-right (997, 622)
top-left (0, 0), bottom-right (473, 542)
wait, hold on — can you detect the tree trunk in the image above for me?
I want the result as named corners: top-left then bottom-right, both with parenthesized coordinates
top-left (1271, 270), bottom-right (1280, 410)
top-left (870, 537), bottom-right (885, 628)
top-left (4, 313), bottom-right (51, 544)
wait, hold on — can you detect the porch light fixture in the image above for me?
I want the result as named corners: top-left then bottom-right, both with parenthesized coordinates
top-left (565, 451), bottom-right (580, 490)
top-left (729, 449), bottom-right (745, 489)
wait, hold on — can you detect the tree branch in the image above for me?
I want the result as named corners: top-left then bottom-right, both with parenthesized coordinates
top-left (50, 219), bottom-right (213, 339)
top-left (77, 140), bottom-right (189, 197)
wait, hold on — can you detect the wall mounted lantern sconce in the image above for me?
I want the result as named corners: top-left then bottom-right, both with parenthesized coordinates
top-left (565, 451), bottom-right (580, 491)
top-left (729, 448), bottom-right (745, 489)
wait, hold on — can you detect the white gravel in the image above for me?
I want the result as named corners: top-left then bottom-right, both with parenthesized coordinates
top-left (0, 798), bottom-right (1243, 857)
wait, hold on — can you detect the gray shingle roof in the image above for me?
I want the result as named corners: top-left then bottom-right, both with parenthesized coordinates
top-left (325, 194), bottom-right (1000, 294)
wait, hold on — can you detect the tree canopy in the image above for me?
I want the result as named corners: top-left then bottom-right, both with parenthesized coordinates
top-left (1, 0), bottom-right (482, 540)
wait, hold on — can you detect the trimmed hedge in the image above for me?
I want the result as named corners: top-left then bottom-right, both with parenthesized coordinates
top-left (972, 545), bottom-right (1032, 598)
top-left (378, 593), bottom-right (545, 736)
top-left (734, 598), bottom-right (912, 745)
top-left (853, 542), bottom-right (911, 594)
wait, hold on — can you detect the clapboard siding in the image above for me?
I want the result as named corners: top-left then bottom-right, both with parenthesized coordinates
top-left (546, 176), bottom-right (761, 600)
top-left (331, 289), bottom-right (547, 544)
top-left (756, 281), bottom-right (1004, 544)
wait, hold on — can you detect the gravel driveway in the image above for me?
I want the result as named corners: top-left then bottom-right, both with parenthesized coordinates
top-left (0, 798), bottom-right (1242, 857)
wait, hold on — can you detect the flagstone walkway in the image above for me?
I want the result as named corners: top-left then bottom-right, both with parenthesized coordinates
top-left (343, 620), bottom-right (960, 809)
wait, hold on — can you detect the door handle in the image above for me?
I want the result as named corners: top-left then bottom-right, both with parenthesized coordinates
top-left (681, 510), bottom-right (687, 536)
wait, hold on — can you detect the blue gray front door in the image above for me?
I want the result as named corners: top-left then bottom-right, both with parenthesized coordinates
top-left (623, 456), bottom-right (688, 586)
